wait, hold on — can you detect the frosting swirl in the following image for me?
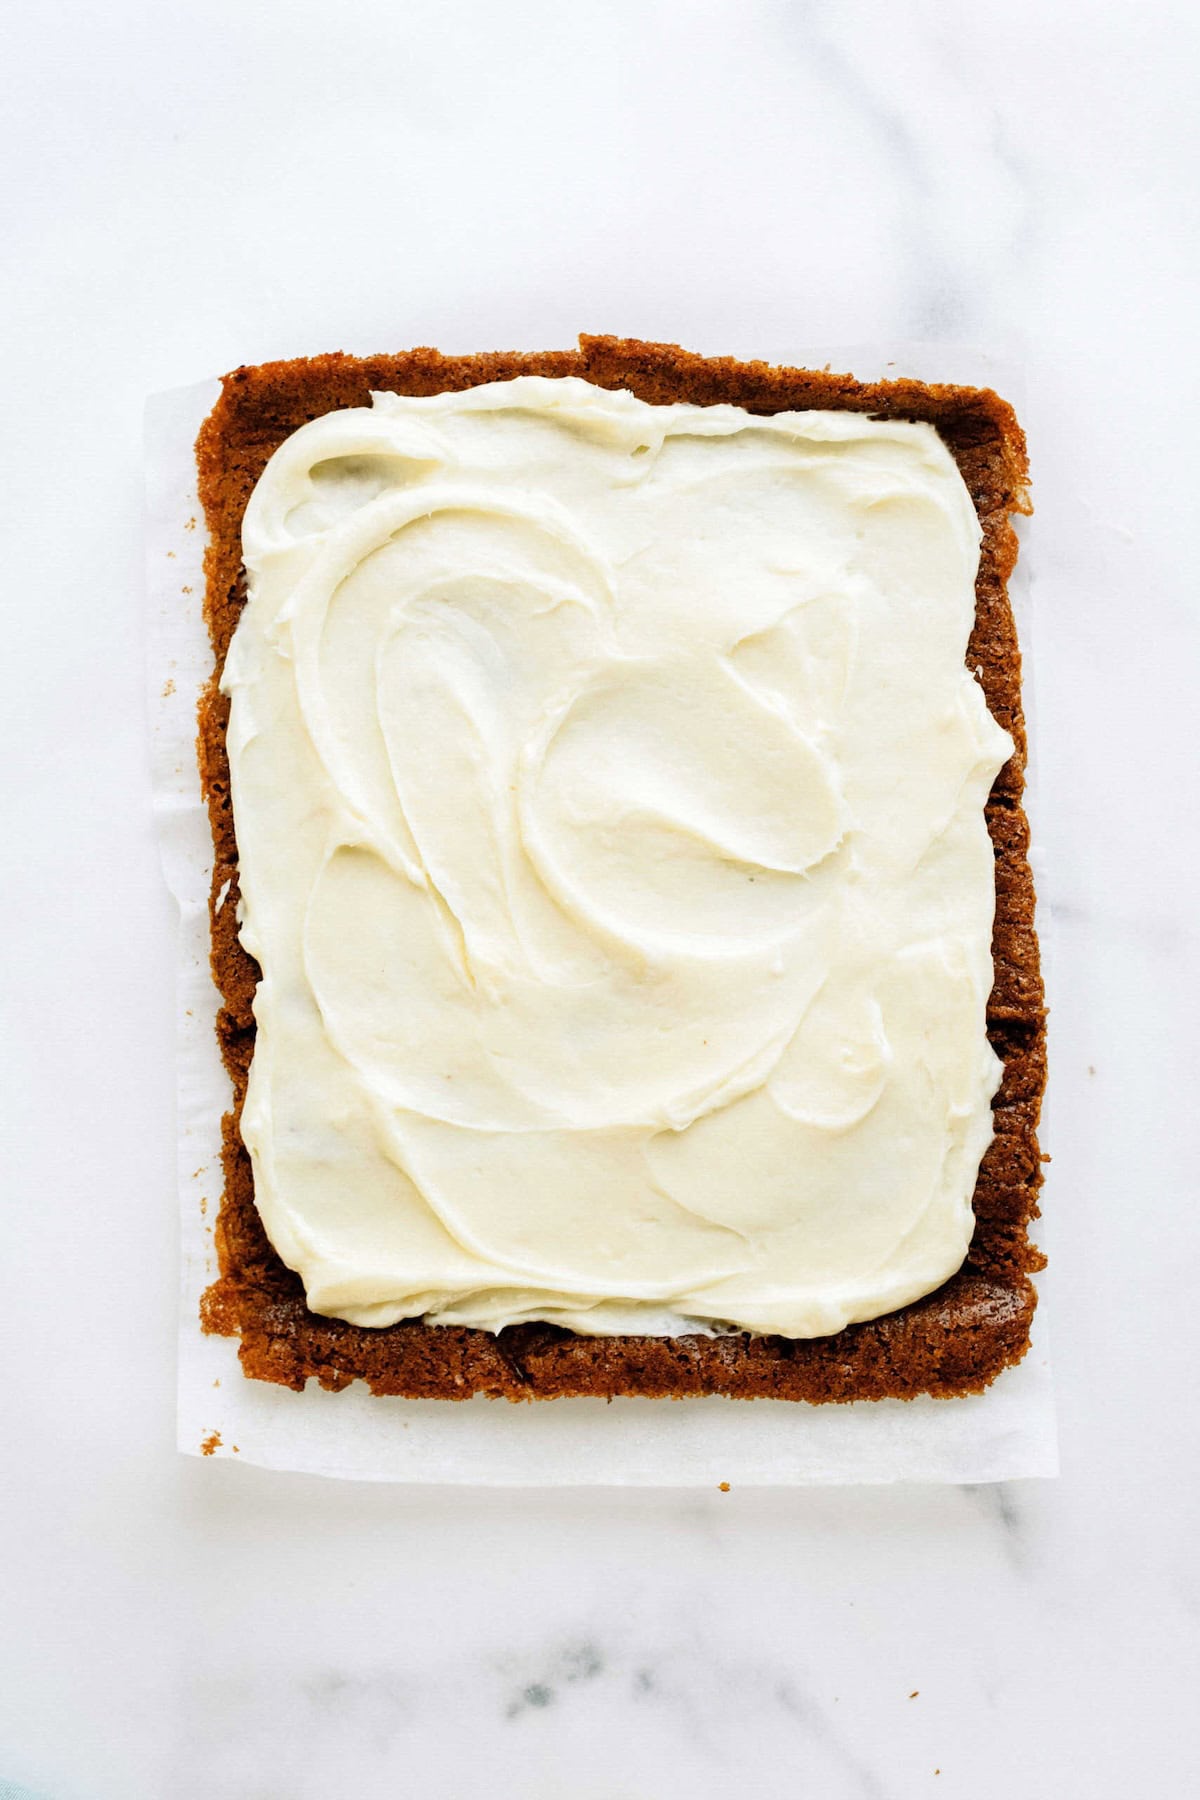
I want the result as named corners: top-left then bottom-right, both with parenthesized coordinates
top-left (223, 377), bottom-right (1010, 1336)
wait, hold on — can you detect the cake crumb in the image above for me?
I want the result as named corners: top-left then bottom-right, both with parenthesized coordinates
top-left (718, 1481), bottom-right (730, 1492)
top-left (161, 677), bottom-right (176, 698)
top-left (185, 516), bottom-right (197, 530)
top-left (200, 1431), bottom-right (222, 1456)
top-left (200, 1197), bottom-right (208, 1216)
top-left (909, 1690), bottom-right (919, 1699)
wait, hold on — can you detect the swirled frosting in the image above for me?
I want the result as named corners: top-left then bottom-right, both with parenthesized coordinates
top-left (223, 376), bottom-right (1011, 1337)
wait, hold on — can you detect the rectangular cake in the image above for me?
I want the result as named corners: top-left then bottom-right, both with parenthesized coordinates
top-left (196, 334), bottom-right (1045, 1401)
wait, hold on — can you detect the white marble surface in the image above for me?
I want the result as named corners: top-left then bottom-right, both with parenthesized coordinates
top-left (2, 1), bottom-right (1198, 1794)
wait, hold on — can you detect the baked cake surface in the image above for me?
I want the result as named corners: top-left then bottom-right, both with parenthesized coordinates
top-left (196, 334), bottom-right (1045, 1401)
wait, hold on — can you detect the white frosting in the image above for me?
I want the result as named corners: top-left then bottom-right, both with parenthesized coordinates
top-left (223, 377), bottom-right (1011, 1338)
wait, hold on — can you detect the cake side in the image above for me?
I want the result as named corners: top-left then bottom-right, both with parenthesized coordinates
top-left (196, 336), bottom-right (1045, 1402)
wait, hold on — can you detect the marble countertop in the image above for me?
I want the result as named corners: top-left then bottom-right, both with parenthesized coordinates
top-left (3, 1), bottom-right (1197, 1795)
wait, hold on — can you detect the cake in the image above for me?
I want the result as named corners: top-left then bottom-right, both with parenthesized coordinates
top-left (196, 334), bottom-right (1045, 1401)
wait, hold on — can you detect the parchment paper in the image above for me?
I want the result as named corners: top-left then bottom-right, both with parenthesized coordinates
top-left (146, 345), bottom-right (1056, 1485)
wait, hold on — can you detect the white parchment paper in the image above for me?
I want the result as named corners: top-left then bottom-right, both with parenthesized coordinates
top-left (145, 345), bottom-right (1056, 1485)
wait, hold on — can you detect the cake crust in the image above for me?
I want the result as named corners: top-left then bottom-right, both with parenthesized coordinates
top-left (195, 334), bottom-right (1046, 1402)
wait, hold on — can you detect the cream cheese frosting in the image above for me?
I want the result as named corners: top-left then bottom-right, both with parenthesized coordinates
top-left (222, 376), bottom-right (1012, 1338)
